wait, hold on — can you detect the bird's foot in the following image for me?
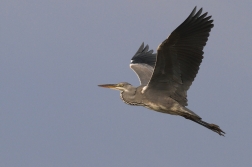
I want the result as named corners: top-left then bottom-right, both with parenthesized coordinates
top-left (209, 123), bottom-right (225, 136)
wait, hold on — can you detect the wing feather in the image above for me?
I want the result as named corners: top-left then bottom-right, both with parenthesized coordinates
top-left (145, 7), bottom-right (214, 106)
top-left (130, 43), bottom-right (156, 85)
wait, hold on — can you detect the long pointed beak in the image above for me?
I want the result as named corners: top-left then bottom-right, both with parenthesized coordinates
top-left (98, 84), bottom-right (118, 89)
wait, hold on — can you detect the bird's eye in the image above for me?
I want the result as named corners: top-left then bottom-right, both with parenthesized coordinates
top-left (118, 83), bottom-right (124, 87)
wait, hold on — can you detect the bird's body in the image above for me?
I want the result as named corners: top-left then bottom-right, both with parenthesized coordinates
top-left (99, 7), bottom-right (225, 136)
top-left (120, 83), bottom-right (198, 117)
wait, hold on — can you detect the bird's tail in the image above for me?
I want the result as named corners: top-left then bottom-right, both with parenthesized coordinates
top-left (184, 116), bottom-right (225, 136)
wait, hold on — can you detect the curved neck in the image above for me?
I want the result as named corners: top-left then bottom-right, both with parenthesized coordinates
top-left (120, 87), bottom-right (143, 105)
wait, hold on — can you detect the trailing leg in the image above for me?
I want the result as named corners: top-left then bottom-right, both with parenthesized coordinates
top-left (183, 115), bottom-right (225, 136)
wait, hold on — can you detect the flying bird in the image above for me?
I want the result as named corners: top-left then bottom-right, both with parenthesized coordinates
top-left (98, 7), bottom-right (225, 136)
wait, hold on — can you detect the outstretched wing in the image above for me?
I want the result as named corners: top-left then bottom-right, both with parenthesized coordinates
top-left (145, 7), bottom-right (214, 106)
top-left (130, 43), bottom-right (156, 85)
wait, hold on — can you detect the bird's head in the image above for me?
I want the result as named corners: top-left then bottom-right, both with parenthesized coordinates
top-left (98, 82), bottom-right (133, 92)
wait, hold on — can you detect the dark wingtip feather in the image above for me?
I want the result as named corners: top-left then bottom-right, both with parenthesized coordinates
top-left (136, 42), bottom-right (145, 53)
top-left (131, 43), bottom-right (156, 67)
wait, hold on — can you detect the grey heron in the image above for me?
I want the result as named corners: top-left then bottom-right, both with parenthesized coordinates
top-left (98, 7), bottom-right (225, 136)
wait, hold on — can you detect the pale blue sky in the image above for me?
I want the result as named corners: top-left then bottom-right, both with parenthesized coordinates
top-left (1, 1), bottom-right (252, 167)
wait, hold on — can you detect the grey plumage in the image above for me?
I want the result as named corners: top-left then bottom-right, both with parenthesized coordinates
top-left (98, 7), bottom-right (225, 136)
top-left (130, 43), bottom-right (156, 85)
